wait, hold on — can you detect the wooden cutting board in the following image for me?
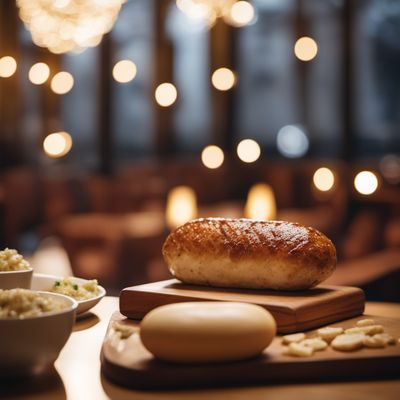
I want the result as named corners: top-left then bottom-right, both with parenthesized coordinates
top-left (101, 312), bottom-right (400, 390)
top-left (119, 279), bottom-right (365, 333)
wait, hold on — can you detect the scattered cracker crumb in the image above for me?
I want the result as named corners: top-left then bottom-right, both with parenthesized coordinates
top-left (286, 342), bottom-right (314, 357)
top-left (373, 333), bottom-right (395, 345)
top-left (317, 327), bottom-right (344, 343)
top-left (363, 336), bottom-right (386, 348)
top-left (113, 321), bottom-right (134, 339)
top-left (300, 338), bottom-right (328, 351)
top-left (356, 319), bottom-right (375, 327)
top-left (331, 333), bottom-right (365, 352)
top-left (345, 325), bottom-right (384, 336)
top-left (282, 332), bottom-right (306, 345)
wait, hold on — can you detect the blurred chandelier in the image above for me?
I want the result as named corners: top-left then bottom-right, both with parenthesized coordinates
top-left (17, 0), bottom-right (125, 54)
top-left (176, 0), bottom-right (250, 27)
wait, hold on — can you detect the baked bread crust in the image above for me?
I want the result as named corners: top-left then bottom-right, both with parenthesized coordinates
top-left (162, 218), bottom-right (337, 290)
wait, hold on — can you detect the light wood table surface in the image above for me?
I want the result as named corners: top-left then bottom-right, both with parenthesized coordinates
top-left (1, 297), bottom-right (399, 400)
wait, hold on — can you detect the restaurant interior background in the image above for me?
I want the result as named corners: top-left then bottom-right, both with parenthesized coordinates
top-left (0, 0), bottom-right (399, 299)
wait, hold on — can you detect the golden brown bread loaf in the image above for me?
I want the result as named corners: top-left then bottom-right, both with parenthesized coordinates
top-left (162, 218), bottom-right (337, 290)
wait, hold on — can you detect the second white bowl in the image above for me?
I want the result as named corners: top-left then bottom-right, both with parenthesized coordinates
top-left (0, 268), bottom-right (33, 289)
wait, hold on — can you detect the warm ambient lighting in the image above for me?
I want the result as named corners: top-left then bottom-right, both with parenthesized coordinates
top-left (313, 167), bottom-right (335, 192)
top-left (276, 124), bottom-right (309, 158)
top-left (294, 37), bottom-right (318, 61)
top-left (112, 60), bottom-right (137, 83)
top-left (227, 1), bottom-right (254, 27)
top-left (201, 145), bottom-right (224, 169)
top-left (245, 183), bottom-right (277, 220)
top-left (211, 67), bottom-right (236, 91)
top-left (166, 186), bottom-right (197, 230)
top-left (237, 139), bottom-right (261, 163)
top-left (51, 71), bottom-right (74, 94)
top-left (0, 56), bottom-right (17, 78)
top-left (43, 131), bottom-right (72, 158)
top-left (155, 83), bottom-right (177, 107)
top-left (29, 62), bottom-right (50, 85)
top-left (354, 171), bottom-right (378, 195)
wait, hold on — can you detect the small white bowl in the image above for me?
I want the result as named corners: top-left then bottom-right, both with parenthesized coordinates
top-left (31, 273), bottom-right (106, 315)
top-left (0, 267), bottom-right (33, 289)
top-left (0, 291), bottom-right (77, 377)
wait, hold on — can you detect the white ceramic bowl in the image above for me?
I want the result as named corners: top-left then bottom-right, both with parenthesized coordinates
top-left (0, 267), bottom-right (33, 289)
top-left (31, 273), bottom-right (106, 315)
top-left (0, 291), bottom-right (77, 377)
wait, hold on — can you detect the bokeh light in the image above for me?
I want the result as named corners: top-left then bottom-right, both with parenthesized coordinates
top-left (276, 125), bottom-right (309, 158)
top-left (155, 83), bottom-right (178, 107)
top-left (112, 60), bottom-right (137, 83)
top-left (227, 1), bottom-right (254, 27)
top-left (211, 67), bottom-right (236, 91)
top-left (201, 145), bottom-right (224, 169)
top-left (29, 62), bottom-right (50, 85)
top-left (50, 71), bottom-right (74, 94)
top-left (166, 186), bottom-right (197, 230)
top-left (313, 167), bottom-right (335, 192)
top-left (237, 139), bottom-right (261, 163)
top-left (43, 131), bottom-right (73, 158)
top-left (294, 37), bottom-right (318, 61)
top-left (245, 183), bottom-right (277, 220)
top-left (354, 171), bottom-right (379, 195)
top-left (0, 56), bottom-right (17, 78)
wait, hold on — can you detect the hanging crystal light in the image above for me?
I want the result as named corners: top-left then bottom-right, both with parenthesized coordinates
top-left (17, 0), bottom-right (125, 54)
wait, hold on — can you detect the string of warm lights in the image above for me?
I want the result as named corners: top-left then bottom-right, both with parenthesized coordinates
top-left (0, 2), bottom-right (379, 177)
top-left (0, 56), bottom-right (384, 191)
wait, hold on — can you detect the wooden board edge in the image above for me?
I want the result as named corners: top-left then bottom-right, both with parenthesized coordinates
top-left (292, 289), bottom-right (366, 333)
top-left (101, 351), bottom-right (400, 391)
top-left (119, 288), bottom-right (297, 331)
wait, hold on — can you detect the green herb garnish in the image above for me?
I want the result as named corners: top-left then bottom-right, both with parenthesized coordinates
top-left (55, 281), bottom-right (61, 287)
top-left (73, 284), bottom-right (78, 290)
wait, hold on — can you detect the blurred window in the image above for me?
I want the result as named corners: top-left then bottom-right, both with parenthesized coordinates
top-left (111, 0), bottom-right (155, 162)
top-left (62, 49), bottom-right (99, 169)
top-left (235, 0), bottom-right (343, 158)
top-left (235, 0), bottom-right (301, 154)
top-left (354, 0), bottom-right (400, 156)
top-left (166, 3), bottom-right (212, 152)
